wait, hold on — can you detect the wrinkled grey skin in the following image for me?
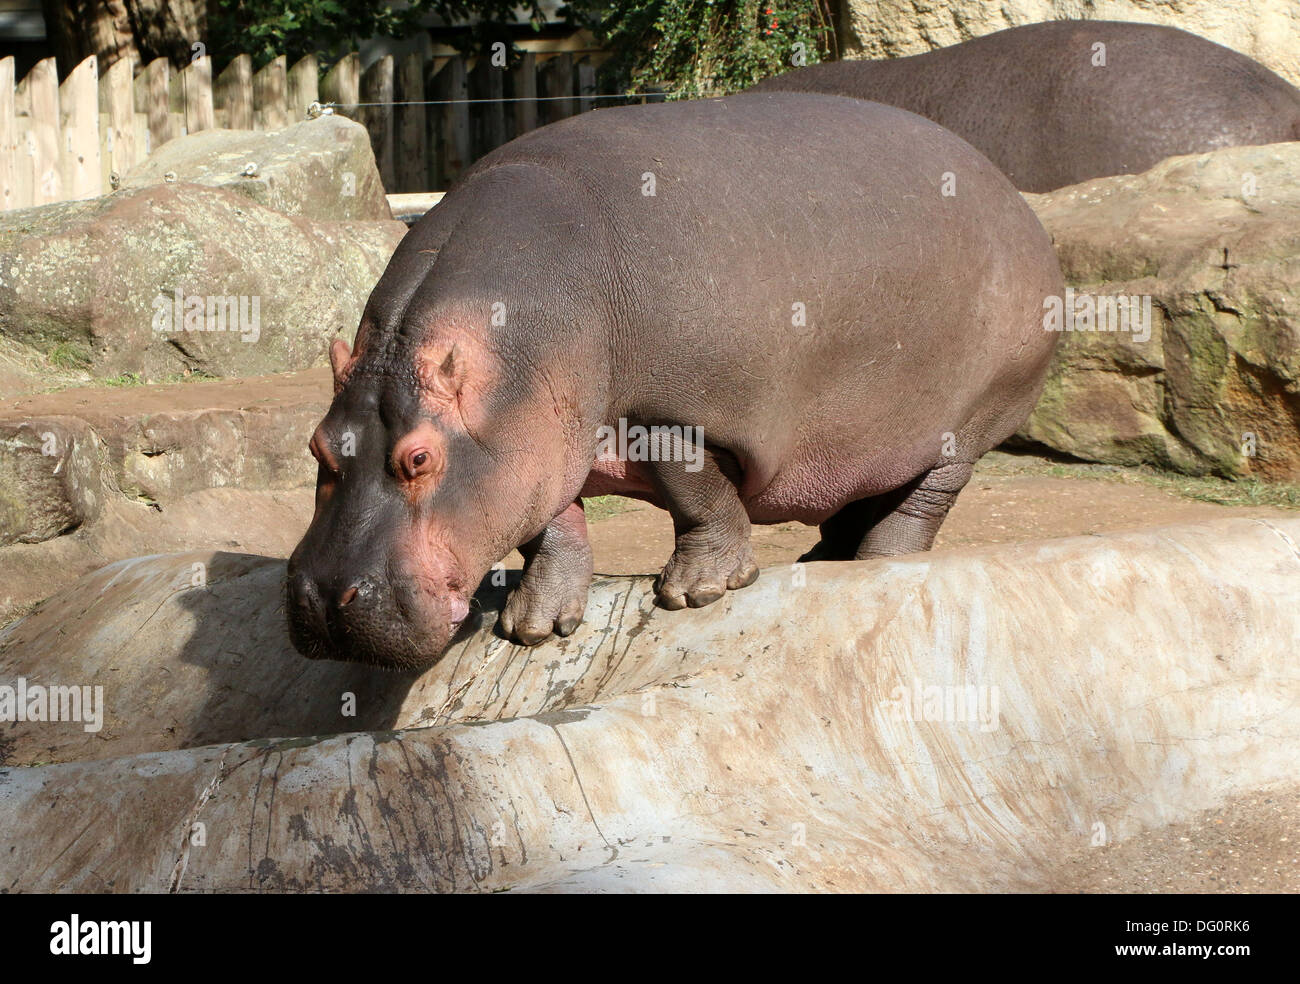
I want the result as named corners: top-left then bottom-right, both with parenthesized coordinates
top-left (752, 20), bottom-right (1300, 192)
top-left (287, 91), bottom-right (1064, 669)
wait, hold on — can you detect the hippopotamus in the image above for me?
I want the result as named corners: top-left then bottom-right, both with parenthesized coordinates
top-left (286, 91), bottom-right (1064, 669)
top-left (751, 20), bottom-right (1300, 192)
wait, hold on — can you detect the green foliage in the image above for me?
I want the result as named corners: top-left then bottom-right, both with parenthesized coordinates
top-left (208, 0), bottom-right (545, 69)
top-left (565, 0), bottom-right (835, 97)
top-left (208, 0), bottom-right (834, 92)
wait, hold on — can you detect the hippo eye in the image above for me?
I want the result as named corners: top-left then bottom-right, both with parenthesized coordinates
top-left (402, 448), bottom-right (435, 480)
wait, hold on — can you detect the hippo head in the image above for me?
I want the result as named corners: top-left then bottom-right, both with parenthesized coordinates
top-left (286, 319), bottom-right (570, 670)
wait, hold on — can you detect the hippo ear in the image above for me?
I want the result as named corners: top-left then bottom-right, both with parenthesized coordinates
top-left (438, 346), bottom-right (457, 378)
top-left (329, 338), bottom-right (353, 394)
top-left (420, 343), bottom-right (464, 408)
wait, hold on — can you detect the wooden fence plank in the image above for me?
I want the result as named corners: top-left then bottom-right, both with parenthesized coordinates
top-left (177, 56), bottom-right (215, 133)
top-left (511, 51), bottom-right (537, 140)
top-left (577, 58), bottom-right (596, 113)
top-left (215, 54), bottom-right (253, 130)
top-left (140, 58), bottom-right (170, 151)
top-left (320, 53), bottom-right (360, 116)
top-left (253, 55), bottom-right (287, 130)
top-left (27, 57), bottom-right (61, 204)
top-left (60, 56), bottom-right (100, 199)
top-left (360, 55), bottom-right (394, 191)
top-left (13, 69), bottom-right (32, 207)
top-left (287, 54), bottom-right (318, 122)
top-left (430, 56), bottom-right (469, 189)
top-left (539, 53), bottom-right (574, 126)
top-left (133, 110), bottom-right (149, 162)
top-left (394, 52), bottom-right (426, 193)
top-left (100, 56), bottom-right (135, 185)
top-left (423, 56), bottom-right (446, 191)
top-left (0, 57), bottom-right (15, 211)
top-left (470, 54), bottom-right (505, 161)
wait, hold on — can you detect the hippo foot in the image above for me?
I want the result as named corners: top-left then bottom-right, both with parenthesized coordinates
top-left (498, 502), bottom-right (594, 646)
top-left (654, 537), bottom-right (759, 610)
top-left (499, 571), bottom-right (590, 646)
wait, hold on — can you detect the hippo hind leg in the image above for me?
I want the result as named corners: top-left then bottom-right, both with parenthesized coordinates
top-left (854, 461), bottom-right (974, 559)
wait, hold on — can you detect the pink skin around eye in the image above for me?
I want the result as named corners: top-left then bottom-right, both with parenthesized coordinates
top-left (392, 421), bottom-right (444, 484)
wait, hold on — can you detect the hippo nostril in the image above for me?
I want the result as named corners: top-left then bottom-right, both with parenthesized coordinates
top-left (289, 573), bottom-right (318, 610)
top-left (338, 585), bottom-right (359, 608)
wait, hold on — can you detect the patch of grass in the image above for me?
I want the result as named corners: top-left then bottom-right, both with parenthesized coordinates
top-left (980, 450), bottom-right (1300, 510)
top-left (1172, 477), bottom-right (1300, 509)
top-left (96, 369), bottom-right (216, 388)
top-left (47, 341), bottom-right (90, 370)
top-left (582, 494), bottom-right (637, 522)
top-left (99, 371), bottom-right (143, 387)
top-left (34, 367), bottom-right (217, 395)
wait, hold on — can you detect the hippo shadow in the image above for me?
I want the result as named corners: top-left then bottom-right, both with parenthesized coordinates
top-left (171, 551), bottom-right (519, 749)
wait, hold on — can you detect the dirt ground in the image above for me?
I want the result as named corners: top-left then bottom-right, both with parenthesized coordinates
top-left (1047, 785), bottom-right (1300, 893)
top-left (575, 452), bottom-right (1297, 576)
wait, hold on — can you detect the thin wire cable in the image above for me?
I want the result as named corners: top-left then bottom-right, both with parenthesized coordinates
top-left (322, 93), bottom-right (674, 107)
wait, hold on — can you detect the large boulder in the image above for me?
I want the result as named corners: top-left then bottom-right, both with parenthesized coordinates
top-left (1020, 141), bottom-right (1300, 480)
top-left (838, 2), bottom-right (1300, 89)
top-left (0, 518), bottom-right (1297, 890)
top-left (0, 183), bottom-right (406, 384)
top-left (119, 116), bottom-right (393, 222)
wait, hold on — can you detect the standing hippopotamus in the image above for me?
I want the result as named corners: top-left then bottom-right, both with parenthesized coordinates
top-left (286, 92), bottom-right (1063, 669)
top-left (752, 21), bottom-right (1300, 192)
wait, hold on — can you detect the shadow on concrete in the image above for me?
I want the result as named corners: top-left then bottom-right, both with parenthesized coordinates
top-left (171, 552), bottom-right (518, 748)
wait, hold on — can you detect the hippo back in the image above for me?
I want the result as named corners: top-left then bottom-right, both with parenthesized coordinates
top-left (412, 92), bottom-right (1064, 511)
top-left (752, 20), bottom-right (1300, 192)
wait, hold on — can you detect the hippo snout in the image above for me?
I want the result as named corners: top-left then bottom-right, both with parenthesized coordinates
top-left (285, 559), bottom-right (461, 671)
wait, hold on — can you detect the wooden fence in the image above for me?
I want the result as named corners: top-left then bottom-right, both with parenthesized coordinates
top-left (0, 40), bottom-right (614, 211)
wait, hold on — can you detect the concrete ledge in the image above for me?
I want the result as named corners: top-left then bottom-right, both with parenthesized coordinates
top-left (1, 517), bottom-right (1297, 891)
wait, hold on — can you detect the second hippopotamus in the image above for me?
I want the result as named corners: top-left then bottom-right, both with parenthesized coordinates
top-left (753, 20), bottom-right (1300, 192)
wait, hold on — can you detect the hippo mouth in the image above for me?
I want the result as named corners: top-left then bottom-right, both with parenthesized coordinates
top-left (284, 567), bottom-right (468, 671)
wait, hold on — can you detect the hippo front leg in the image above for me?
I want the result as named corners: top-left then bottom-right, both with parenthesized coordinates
top-left (647, 445), bottom-right (759, 609)
top-left (499, 500), bottom-right (593, 646)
